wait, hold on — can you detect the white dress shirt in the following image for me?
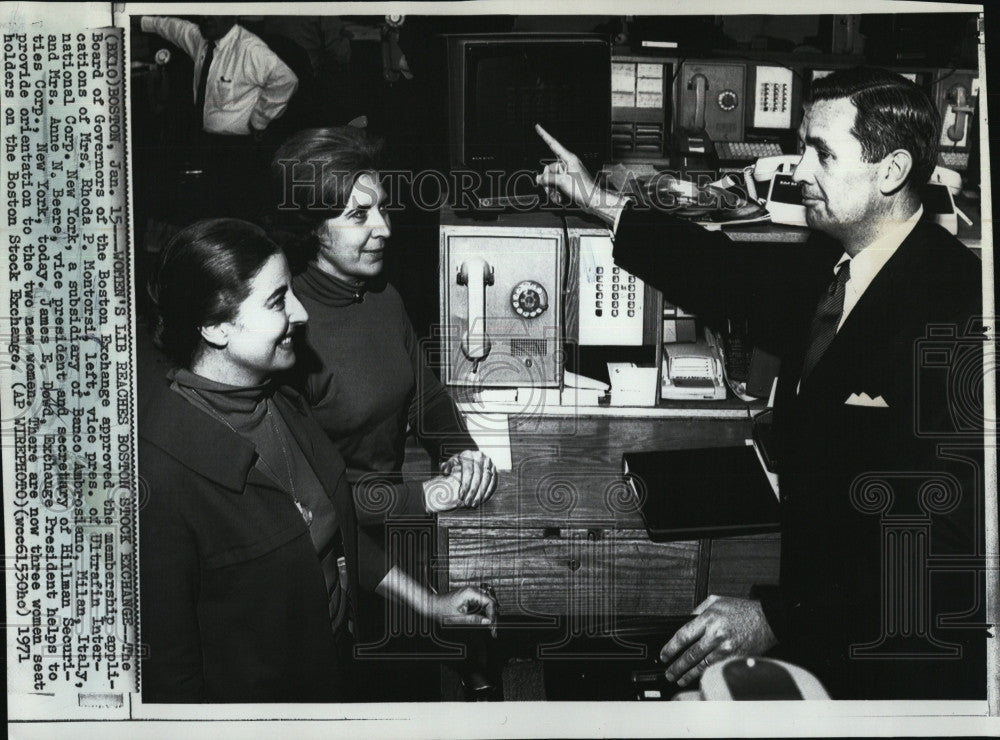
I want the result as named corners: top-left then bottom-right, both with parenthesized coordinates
top-left (141, 17), bottom-right (298, 135)
top-left (791, 205), bottom-right (923, 395)
top-left (835, 205), bottom-right (923, 331)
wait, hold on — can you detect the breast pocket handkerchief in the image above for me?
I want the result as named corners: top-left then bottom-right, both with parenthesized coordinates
top-left (844, 392), bottom-right (889, 408)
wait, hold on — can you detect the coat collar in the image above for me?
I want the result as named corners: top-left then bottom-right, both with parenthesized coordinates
top-left (830, 219), bottom-right (936, 334)
top-left (140, 372), bottom-right (314, 493)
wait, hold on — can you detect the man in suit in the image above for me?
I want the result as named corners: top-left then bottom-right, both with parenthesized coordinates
top-left (537, 67), bottom-right (986, 699)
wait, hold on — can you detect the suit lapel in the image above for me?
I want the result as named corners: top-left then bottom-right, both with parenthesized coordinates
top-left (795, 222), bottom-right (927, 394)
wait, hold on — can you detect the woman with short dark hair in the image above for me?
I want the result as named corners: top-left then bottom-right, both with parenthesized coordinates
top-left (139, 218), bottom-right (496, 703)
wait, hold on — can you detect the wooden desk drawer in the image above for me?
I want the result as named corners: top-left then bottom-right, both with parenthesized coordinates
top-left (443, 527), bottom-right (700, 617)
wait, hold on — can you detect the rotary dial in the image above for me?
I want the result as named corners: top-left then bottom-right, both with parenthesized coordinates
top-left (717, 89), bottom-right (739, 111)
top-left (511, 280), bottom-right (549, 318)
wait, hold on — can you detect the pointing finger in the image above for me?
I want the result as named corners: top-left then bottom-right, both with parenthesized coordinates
top-left (535, 123), bottom-right (573, 161)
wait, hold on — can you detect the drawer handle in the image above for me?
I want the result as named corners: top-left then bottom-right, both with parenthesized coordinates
top-left (567, 559), bottom-right (581, 571)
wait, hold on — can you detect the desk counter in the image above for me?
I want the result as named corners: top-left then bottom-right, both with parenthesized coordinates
top-left (434, 416), bottom-right (780, 621)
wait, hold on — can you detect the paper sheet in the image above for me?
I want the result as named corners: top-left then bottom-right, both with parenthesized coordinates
top-left (465, 413), bottom-right (513, 471)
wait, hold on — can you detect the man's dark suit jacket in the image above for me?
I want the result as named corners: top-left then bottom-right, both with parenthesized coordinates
top-left (613, 206), bottom-right (986, 700)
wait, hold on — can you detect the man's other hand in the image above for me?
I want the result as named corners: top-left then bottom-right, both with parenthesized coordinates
top-left (659, 595), bottom-right (778, 687)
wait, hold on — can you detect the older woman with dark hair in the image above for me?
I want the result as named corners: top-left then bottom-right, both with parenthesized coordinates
top-left (270, 126), bottom-right (497, 516)
top-left (139, 218), bottom-right (495, 703)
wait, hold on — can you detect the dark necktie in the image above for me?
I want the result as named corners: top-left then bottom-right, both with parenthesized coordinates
top-left (194, 41), bottom-right (215, 123)
top-left (800, 260), bottom-right (851, 383)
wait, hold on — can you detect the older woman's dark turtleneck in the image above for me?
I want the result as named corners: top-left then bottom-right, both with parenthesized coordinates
top-left (295, 263), bottom-right (367, 307)
top-left (290, 262), bottom-right (476, 485)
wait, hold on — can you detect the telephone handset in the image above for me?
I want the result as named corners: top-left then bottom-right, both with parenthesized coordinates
top-left (944, 85), bottom-right (975, 146)
top-left (752, 154), bottom-right (800, 182)
top-left (691, 73), bottom-right (708, 131)
top-left (457, 257), bottom-right (494, 367)
top-left (675, 73), bottom-right (715, 164)
top-left (743, 154), bottom-right (801, 204)
top-left (744, 154), bottom-right (807, 227)
top-left (923, 166), bottom-right (968, 236)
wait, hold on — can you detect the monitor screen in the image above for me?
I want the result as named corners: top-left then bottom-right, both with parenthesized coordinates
top-left (448, 34), bottom-right (611, 198)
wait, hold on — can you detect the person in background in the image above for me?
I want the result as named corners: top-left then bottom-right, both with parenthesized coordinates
top-left (139, 15), bottom-right (298, 138)
top-left (138, 16), bottom-right (299, 220)
top-left (262, 15), bottom-right (352, 78)
top-left (536, 67), bottom-right (985, 700)
top-left (139, 218), bottom-right (496, 702)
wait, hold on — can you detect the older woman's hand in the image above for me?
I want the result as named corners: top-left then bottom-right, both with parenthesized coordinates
top-left (441, 450), bottom-right (498, 508)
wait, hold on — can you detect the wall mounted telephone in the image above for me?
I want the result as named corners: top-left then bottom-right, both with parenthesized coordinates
top-left (675, 71), bottom-right (713, 161)
top-left (440, 214), bottom-right (564, 388)
top-left (943, 84), bottom-right (974, 146)
top-left (676, 62), bottom-right (746, 167)
top-left (577, 234), bottom-right (645, 346)
top-left (938, 78), bottom-right (977, 148)
top-left (678, 62), bottom-right (746, 142)
top-left (933, 70), bottom-right (979, 170)
top-left (711, 65), bottom-right (798, 168)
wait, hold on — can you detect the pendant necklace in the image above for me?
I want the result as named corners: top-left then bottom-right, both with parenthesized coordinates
top-left (265, 402), bottom-right (313, 526)
top-left (198, 394), bottom-right (313, 527)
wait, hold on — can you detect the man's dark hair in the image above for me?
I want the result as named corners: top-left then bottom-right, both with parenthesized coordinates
top-left (807, 66), bottom-right (941, 190)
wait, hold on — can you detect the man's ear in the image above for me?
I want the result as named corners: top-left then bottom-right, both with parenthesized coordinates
top-left (879, 149), bottom-right (914, 195)
top-left (199, 322), bottom-right (229, 349)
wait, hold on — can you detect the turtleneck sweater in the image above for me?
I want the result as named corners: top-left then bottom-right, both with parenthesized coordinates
top-left (169, 367), bottom-right (348, 632)
top-left (290, 264), bottom-right (476, 500)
